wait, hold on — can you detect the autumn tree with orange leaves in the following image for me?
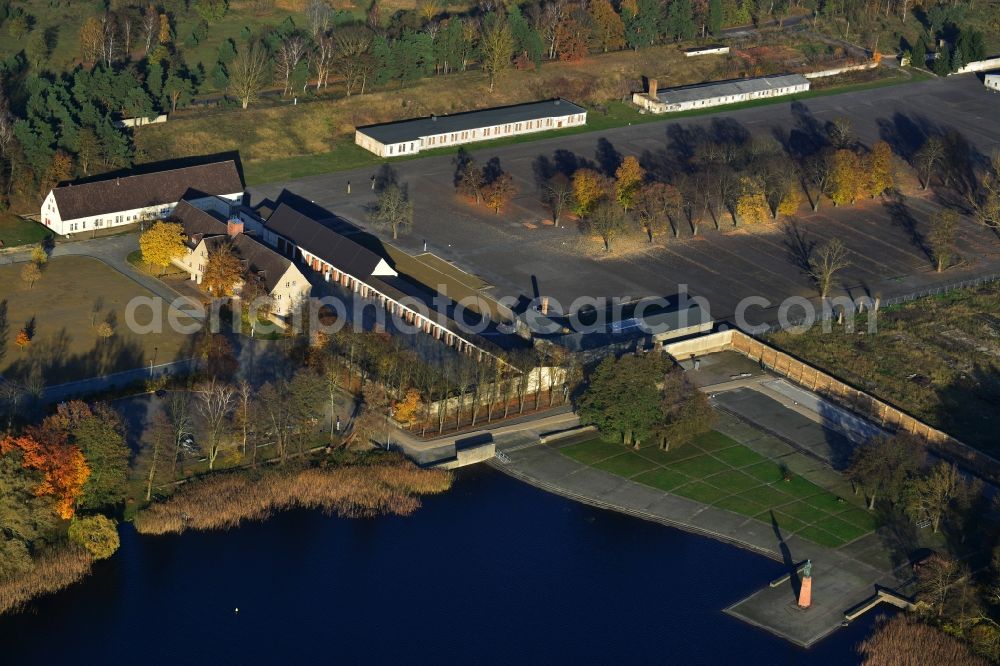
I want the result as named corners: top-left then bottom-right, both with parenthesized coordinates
top-left (0, 432), bottom-right (89, 519)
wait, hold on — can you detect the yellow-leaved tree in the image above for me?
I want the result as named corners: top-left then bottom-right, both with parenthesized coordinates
top-left (864, 140), bottom-right (894, 198)
top-left (827, 149), bottom-right (863, 206)
top-left (572, 168), bottom-right (608, 217)
top-left (777, 184), bottom-right (804, 218)
top-left (614, 156), bottom-right (645, 212)
top-left (735, 177), bottom-right (770, 226)
top-left (393, 389), bottom-right (423, 426)
top-left (139, 221), bottom-right (186, 275)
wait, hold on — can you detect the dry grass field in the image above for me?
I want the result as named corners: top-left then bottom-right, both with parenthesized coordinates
top-left (135, 44), bottom-right (722, 167)
top-left (768, 283), bottom-right (1000, 453)
top-left (0, 256), bottom-right (193, 385)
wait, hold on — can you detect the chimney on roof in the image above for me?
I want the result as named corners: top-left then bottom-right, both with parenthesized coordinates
top-left (649, 78), bottom-right (658, 98)
top-left (227, 218), bottom-right (244, 237)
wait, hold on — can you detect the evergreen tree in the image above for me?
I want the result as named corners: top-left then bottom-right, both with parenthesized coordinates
top-left (708, 0), bottom-right (724, 35)
top-left (624, 0), bottom-right (660, 50)
top-left (146, 60), bottom-right (165, 105)
top-left (933, 45), bottom-right (952, 76)
top-left (664, 0), bottom-right (696, 41)
top-left (507, 5), bottom-right (544, 68)
top-left (910, 39), bottom-right (926, 69)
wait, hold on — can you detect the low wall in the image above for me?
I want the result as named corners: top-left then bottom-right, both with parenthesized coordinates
top-left (954, 56), bottom-right (1000, 74)
top-left (115, 114), bottom-right (168, 128)
top-left (803, 61), bottom-right (877, 79)
top-left (685, 46), bottom-right (729, 57)
top-left (434, 442), bottom-right (496, 469)
top-left (663, 329), bottom-right (734, 358)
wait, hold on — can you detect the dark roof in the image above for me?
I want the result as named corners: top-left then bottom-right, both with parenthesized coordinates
top-left (52, 160), bottom-right (244, 221)
top-left (203, 234), bottom-right (294, 294)
top-left (355, 99), bottom-right (587, 145)
top-left (265, 203), bottom-right (389, 278)
top-left (173, 200), bottom-right (229, 244)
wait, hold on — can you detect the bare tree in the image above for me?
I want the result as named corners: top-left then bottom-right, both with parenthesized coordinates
top-left (193, 379), bottom-right (235, 470)
top-left (100, 13), bottom-right (121, 66)
top-left (914, 136), bottom-right (945, 190)
top-left (141, 5), bottom-right (158, 54)
top-left (235, 380), bottom-right (254, 457)
top-left (369, 183), bottom-right (413, 239)
top-left (804, 150), bottom-right (834, 211)
top-left (542, 173), bottom-right (573, 227)
top-left (313, 31), bottom-right (336, 90)
top-left (540, 0), bottom-right (566, 60)
top-left (809, 238), bottom-right (850, 299)
top-left (907, 462), bottom-right (963, 534)
top-left (228, 44), bottom-right (270, 109)
top-left (307, 0), bottom-right (332, 35)
top-left (587, 200), bottom-right (628, 252)
top-left (275, 33), bottom-right (308, 96)
top-left (166, 391), bottom-right (192, 479)
top-left (335, 28), bottom-right (374, 95)
top-left (827, 116), bottom-right (854, 149)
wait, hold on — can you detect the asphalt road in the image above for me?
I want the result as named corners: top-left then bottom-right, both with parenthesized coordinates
top-left (248, 74), bottom-right (1000, 324)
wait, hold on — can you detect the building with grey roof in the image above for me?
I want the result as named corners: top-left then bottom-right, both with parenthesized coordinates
top-left (354, 99), bottom-right (587, 157)
top-left (634, 74), bottom-right (809, 113)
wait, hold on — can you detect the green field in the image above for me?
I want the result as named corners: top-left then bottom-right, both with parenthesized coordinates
top-left (0, 214), bottom-right (52, 248)
top-left (561, 433), bottom-right (877, 548)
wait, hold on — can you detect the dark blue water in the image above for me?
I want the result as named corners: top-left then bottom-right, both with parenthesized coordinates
top-left (2, 467), bottom-right (877, 664)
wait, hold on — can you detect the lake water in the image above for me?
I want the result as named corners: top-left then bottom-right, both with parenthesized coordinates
top-left (2, 467), bottom-right (880, 664)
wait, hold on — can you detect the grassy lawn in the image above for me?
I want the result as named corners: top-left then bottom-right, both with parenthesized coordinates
top-left (766, 282), bottom-right (1000, 454)
top-left (126, 250), bottom-right (188, 278)
top-left (560, 431), bottom-right (872, 548)
top-left (0, 255), bottom-right (195, 385)
top-left (0, 213), bottom-right (51, 248)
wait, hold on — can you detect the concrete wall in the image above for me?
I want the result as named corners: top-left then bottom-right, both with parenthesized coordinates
top-left (663, 329), bottom-right (734, 358)
top-left (723, 330), bottom-right (1000, 482)
top-left (803, 61), bottom-right (878, 79)
top-left (955, 57), bottom-right (1000, 74)
top-left (433, 442), bottom-right (496, 469)
top-left (685, 46), bottom-right (730, 57)
top-left (115, 114), bottom-right (168, 128)
top-left (986, 75), bottom-right (1000, 91)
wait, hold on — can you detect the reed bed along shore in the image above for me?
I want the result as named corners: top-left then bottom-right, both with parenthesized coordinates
top-left (134, 455), bottom-right (453, 535)
top-left (0, 546), bottom-right (93, 616)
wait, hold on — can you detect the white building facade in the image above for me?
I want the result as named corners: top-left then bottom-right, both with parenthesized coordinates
top-left (354, 99), bottom-right (587, 158)
top-left (40, 160), bottom-right (244, 236)
top-left (634, 74), bottom-right (810, 113)
top-left (986, 74), bottom-right (1000, 91)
